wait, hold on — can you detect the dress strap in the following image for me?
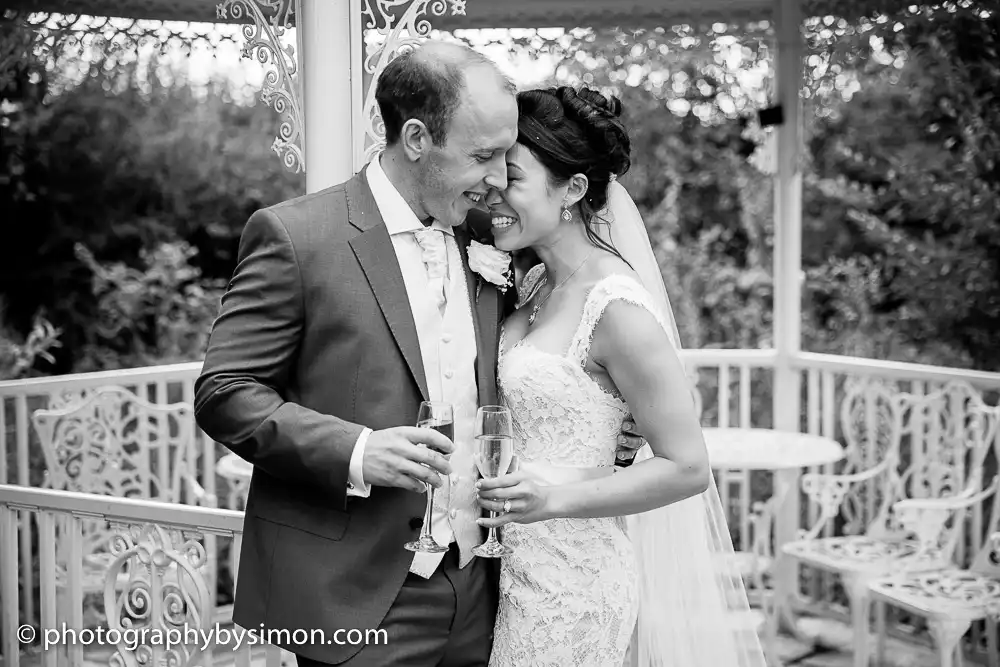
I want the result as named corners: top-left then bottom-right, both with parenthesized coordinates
top-left (566, 274), bottom-right (673, 368)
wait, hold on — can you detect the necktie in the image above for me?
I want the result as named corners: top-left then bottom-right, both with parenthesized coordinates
top-left (413, 227), bottom-right (448, 313)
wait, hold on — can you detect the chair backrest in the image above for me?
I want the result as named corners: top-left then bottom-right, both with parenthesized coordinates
top-left (32, 386), bottom-right (197, 555)
top-left (965, 403), bottom-right (1000, 574)
top-left (967, 475), bottom-right (1000, 578)
top-left (895, 382), bottom-right (982, 499)
top-left (33, 386), bottom-right (196, 500)
top-left (103, 523), bottom-right (214, 667)
top-left (838, 380), bottom-right (993, 538)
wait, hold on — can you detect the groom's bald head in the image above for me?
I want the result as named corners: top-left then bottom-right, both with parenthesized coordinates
top-left (375, 39), bottom-right (515, 147)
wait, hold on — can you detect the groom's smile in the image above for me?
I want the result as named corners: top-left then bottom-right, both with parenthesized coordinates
top-left (412, 61), bottom-right (515, 227)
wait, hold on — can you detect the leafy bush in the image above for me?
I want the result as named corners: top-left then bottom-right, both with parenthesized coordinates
top-left (0, 301), bottom-right (61, 380)
top-left (1, 44), bottom-right (302, 374)
top-left (72, 241), bottom-right (225, 372)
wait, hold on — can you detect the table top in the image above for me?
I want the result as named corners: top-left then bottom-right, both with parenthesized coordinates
top-left (703, 427), bottom-right (845, 471)
top-left (216, 452), bottom-right (253, 481)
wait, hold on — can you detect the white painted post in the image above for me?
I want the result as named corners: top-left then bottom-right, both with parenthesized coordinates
top-left (297, 0), bottom-right (361, 193)
top-left (771, 0), bottom-right (805, 634)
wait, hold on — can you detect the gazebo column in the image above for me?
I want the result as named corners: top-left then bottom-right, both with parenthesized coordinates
top-left (298, 0), bottom-right (361, 193)
top-left (771, 0), bottom-right (805, 632)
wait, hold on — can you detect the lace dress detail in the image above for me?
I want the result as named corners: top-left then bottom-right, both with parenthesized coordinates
top-left (515, 263), bottom-right (547, 309)
top-left (489, 273), bottom-right (671, 667)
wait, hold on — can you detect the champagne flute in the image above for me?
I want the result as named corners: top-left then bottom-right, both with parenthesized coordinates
top-left (472, 405), bottom-right (514, 558)
top-left (404, 401), bottom-right (454, 553)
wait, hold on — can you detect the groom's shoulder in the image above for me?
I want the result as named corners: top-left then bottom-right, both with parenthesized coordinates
top-left (246, 173), bottom-right (364, 247)
top-left (266, 177), bottom-right (354, 222)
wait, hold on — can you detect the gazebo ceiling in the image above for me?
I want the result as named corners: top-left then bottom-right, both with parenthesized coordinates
top-left (5, 0), bottom-right (928, 27)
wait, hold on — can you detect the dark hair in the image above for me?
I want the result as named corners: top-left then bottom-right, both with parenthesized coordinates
top-left (515, 86), bottom-right (632, 262)
top-left (375, 44), bottom-right (513, 146)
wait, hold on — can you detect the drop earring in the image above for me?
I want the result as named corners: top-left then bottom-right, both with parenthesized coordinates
top-left (561, 207), bottom-right (572, 221)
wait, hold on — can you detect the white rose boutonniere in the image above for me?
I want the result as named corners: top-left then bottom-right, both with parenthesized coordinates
top-left (467, 239), bottom-right (512, 298)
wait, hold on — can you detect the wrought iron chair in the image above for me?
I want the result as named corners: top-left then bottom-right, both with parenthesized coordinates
top-left (862, 456), bottom-right (1000, 667)
top-left (778, 380), bottom-right (995, 666)
top-left (31, 386), bottom-right (215, 609)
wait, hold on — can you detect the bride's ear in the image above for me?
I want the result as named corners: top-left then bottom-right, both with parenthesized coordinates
top-left (562, 173), bottom-right (589, 210)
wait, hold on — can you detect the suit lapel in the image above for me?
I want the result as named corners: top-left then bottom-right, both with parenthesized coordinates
top-left (456, 225), bottom-right (501, 407)
top-left (346, 172), bottom-right (429, 402)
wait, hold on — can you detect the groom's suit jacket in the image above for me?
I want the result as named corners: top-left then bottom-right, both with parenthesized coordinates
top-left (194, 170), bottom-right (506, 664)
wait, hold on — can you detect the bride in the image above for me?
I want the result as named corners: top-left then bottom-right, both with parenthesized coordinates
top-left (475, 86), bottom-right (767, 667)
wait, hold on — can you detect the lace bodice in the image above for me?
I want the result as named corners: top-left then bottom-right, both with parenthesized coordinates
top-left (499, 267), bottom-right (672, 469)
top-left (489, 268), bottom-right (672, 666)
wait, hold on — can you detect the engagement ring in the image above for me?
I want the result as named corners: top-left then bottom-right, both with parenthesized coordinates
top-left (503, 499), bottom-right (512, 513)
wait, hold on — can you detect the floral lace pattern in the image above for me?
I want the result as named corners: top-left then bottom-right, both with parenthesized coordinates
top-left (489, 273), bottom-right (670, 666)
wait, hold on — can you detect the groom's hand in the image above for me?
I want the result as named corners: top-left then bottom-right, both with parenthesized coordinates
top-left (615, 415), bottom-right (645, 468)
top-left (362, 427), bottom-right (455, 493)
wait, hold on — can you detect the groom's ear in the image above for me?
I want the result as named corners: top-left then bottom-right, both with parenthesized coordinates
top-left (400, 119), bottom-right (432, 162)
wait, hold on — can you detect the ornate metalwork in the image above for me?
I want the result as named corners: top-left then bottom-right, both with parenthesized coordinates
top-left (104, 522), bottom-right (212, 667)
top-left (783, 379), bottom-right (996, 595)
top-left (48, 388), bottom-right (95, 410)
top-left (33, 387), bottom-right (193, 501)
top-left (217, 0), bottom-right (303, 173)
top-left (32, 386), bottom-right (205, 566)
top-left (1, 12), bottom-right (241, 79)
top-left (359, 1), bottom-right (468, 165)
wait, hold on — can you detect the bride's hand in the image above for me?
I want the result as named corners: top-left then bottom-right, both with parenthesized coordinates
top-left (475, 472), bottom-right (553, 526)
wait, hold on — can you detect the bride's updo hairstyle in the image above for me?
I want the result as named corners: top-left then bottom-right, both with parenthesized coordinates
top-left (515, 86), bottom-right (632, 262)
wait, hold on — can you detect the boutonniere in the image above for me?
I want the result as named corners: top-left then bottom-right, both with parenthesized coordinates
top-left (467, 239), bottom-right (512, 300)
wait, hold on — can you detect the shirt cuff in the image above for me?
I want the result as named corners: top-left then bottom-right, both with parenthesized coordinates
top-left (348, 428), bottom-right (373, 498)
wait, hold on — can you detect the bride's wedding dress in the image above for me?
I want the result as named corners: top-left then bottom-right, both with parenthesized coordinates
top-left (488, 182), bottom-right (767, 667)
top-left (488, 269), bottom-right (649, 666)
top-left (489, 262), bottom-right (768, 667)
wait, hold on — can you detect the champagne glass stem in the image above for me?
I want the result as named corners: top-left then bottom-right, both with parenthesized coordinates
top-left (421, 484), bottom-right (435, 538)
top-left (487, 510), bottom-right (498, 543)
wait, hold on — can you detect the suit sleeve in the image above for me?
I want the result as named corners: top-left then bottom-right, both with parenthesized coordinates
top-left (194, 208), bottom-right (363, 509)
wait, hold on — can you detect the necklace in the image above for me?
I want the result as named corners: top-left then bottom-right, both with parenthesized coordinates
top-left (528, 250), bottom-right (595, 326)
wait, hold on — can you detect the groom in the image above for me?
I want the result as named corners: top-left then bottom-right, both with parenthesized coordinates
top-left (195, 40), bottom-right (642, 666)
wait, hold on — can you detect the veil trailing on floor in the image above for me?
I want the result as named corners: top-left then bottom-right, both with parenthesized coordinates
top-left (598, 181), bottom-right (768, 667)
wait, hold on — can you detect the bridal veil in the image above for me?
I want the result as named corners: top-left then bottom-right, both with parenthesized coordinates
top-left (600, 181), bottom-right (768, 667)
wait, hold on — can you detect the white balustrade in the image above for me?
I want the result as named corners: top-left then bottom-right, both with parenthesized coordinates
top-left (2, 350), bottom-right (1000, 661)
top-left (0, 485), bottom-right (273, 667)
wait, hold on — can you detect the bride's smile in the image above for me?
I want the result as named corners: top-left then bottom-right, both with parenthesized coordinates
top-left (484, 144), bottom-right (573, 253)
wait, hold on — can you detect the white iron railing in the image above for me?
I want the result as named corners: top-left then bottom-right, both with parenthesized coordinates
top-left (0, 485), bottom-right (263, 667)
top-left (0, 363), bottom-right (211, 628)
top-left (2, 350), bottom-right (1000, 662)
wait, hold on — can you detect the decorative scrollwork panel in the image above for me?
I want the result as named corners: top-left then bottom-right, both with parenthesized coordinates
top-left (217, 0), bottom-right (303, 173)
top-left (104, 522), bottom-right (213, 667)
top-left (32, 387), bottom-right (199, 570)
top-left (834, 378), bottom-right (992, 541)
top-left (837, 377), bottom-right (900, 535)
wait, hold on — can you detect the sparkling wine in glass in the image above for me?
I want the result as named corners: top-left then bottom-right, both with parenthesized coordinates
top-left (472, 405), bottom-right (514, 558)
top-left (404, 401), bottom-right (454, 553)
